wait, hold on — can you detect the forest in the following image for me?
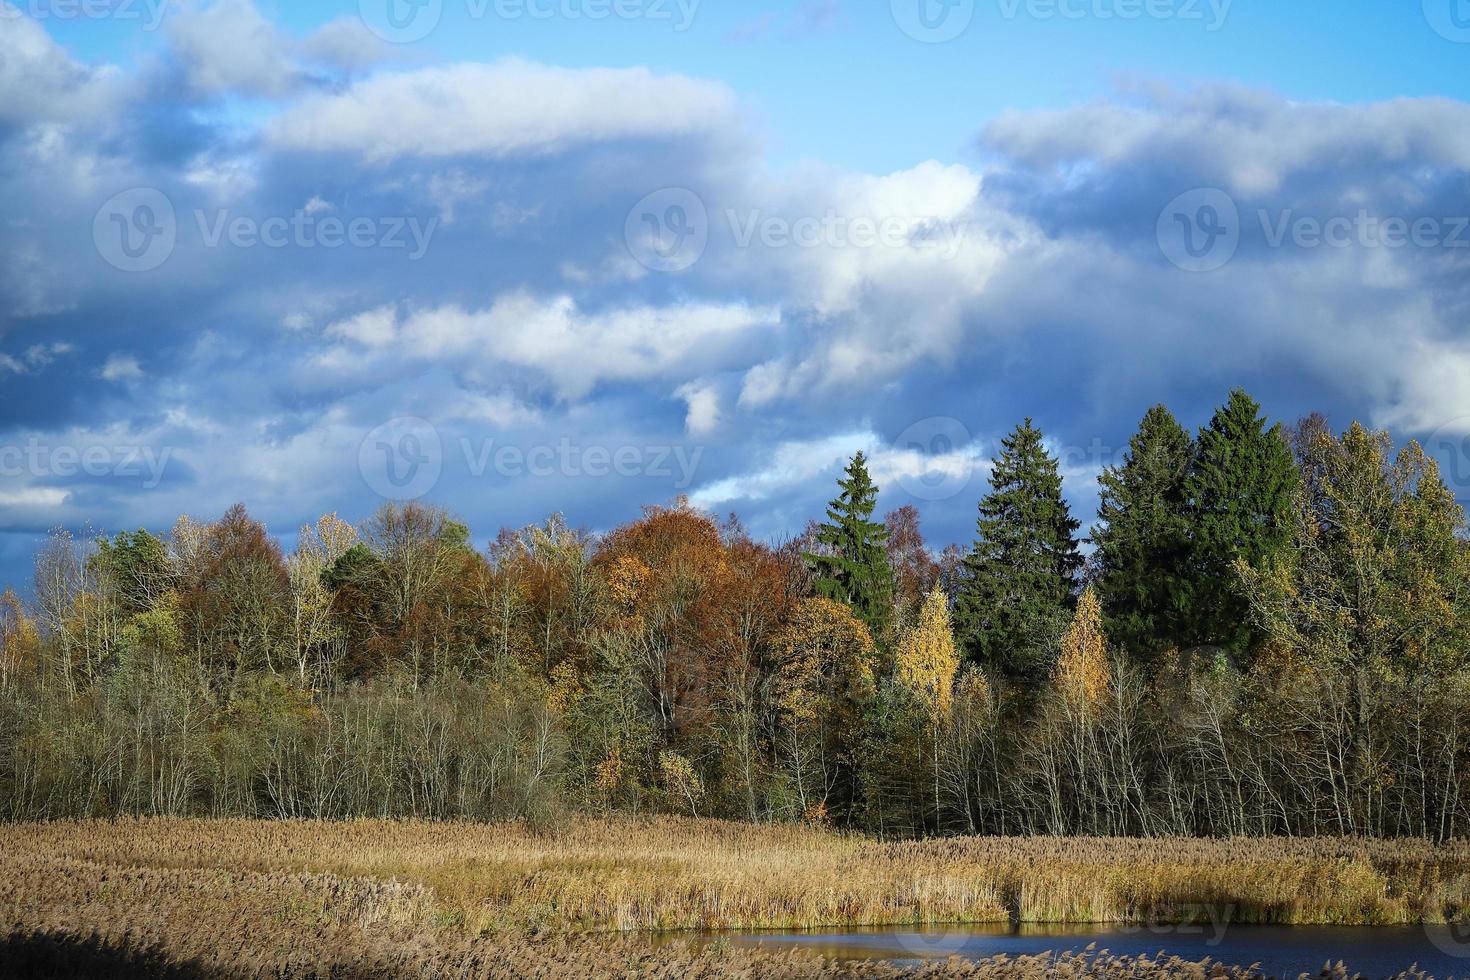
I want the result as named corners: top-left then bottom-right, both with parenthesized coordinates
top-left (2, 389), bottom-right (1467, 840)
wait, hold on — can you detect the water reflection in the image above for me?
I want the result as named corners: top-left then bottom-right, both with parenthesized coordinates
top-left (674, 924), bottom-right (1468, 977)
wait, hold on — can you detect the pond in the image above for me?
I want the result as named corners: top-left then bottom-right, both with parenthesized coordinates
top-left (699, 924), bottom-right (1470, 977)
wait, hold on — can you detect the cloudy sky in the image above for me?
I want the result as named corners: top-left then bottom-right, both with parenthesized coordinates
top-left (2, 0), bottom-right (1470, 589)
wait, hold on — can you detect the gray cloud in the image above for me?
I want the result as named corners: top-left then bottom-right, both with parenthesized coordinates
top-left (2, 8), bottom-right (1470, 594)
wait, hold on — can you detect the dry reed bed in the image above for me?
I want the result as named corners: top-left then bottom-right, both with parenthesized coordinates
top-left (0, 858), bottom-right (1449, 978)
top-left (5, 817), bottom-right (1470, 933)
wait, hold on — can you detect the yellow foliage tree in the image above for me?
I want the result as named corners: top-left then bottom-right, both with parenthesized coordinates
top-left (769, 598), bottom-right (876, 815)
top-left (0, 588), bottom-right (39, 687)
top-left (895, 589), bottom-right (961, 719)
top-left (1056, 585), bottom-right (1110, 718)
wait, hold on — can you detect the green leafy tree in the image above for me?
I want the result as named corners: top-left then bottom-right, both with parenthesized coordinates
top-left (806, 452), bottom-right (894, 637)
top-left (1091, 405), bottom-right (1194, 659)
top-left (1184, 390), bottom-right (1297, 652)
top-left (93, 529), bottom-right (173, 616)
top-left (956, 420), bottom-right (1082, 684)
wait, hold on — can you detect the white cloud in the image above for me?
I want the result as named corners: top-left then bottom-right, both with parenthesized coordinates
top-left (301, 16), bottom-right (390, 74)
top-left (326, 305), bottom-right (398, 347)
top-left (676, 380), bottom-right (722, 436)
top-left (167, 0), bottom-right (298, 98)
top-left (100, 354), bottom-right (144, 382)
top-left (690, 428), bottom-right (988, 508)
top-left (983, 82), bottom-right (1470, 196)
top-left (715, 160), bottom-right (1028, 397)
top-left (268, 60), bottom-right (741, 161)
top-left (321, 293), bottom-right (781, 400)
top-left (0, 342), bottom-right (75, 374)
top-left (0, 9), bottom-right (121, 125)
top-left (25, 342), bottom-right (75, 368)
top-left (0, 487), bottom-right (69, 508)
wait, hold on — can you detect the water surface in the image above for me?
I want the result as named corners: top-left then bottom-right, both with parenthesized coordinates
top-left (704, 923), bottom-right (1470, 977)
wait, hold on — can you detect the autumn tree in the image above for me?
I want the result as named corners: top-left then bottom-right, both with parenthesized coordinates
top-left (886, 505), bottom-right (940, 629)
top-left (895, 589), bottom-right (961, 718)
top-left (595, 504), bottom-right (731, 744)
top-left (894, 588), bottom-right (961, 819)
top-left (1241, 424), bottom-right (1470, 681)
top-left (769, 597), bottom-right (877, 821)
top-left (177, 504), bottom-right (290, 695)
top-left (955, 420), bottom-right (1082, 685)
top-left (1056, 586), bottom-right (1110, 719)
top-left (807, 452), bottom-right (894, 639)
top-left (0, 590), bottom-right (39, 688)
top-left (486, 515), bottom-right (599, 677)
top-left (287, 513), bottom-right (357, 687)
top-left (336, 502), bottom-right (485, 682)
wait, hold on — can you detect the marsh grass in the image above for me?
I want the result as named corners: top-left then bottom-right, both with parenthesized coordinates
top-left (6, 816), bottom-right (1470, 934)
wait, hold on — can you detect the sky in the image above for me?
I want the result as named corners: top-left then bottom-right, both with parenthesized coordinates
top-left (2, 0), bottom-right (1470, 589)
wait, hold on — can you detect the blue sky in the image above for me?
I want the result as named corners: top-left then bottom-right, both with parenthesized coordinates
top-left (3, 0), bottom-right (1470, 590)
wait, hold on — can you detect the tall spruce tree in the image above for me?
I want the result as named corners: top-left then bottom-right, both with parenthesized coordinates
top-left (955, 419), bottom-right (1082, 684)
top-left (1184, 389), bottom-right (1297, 652)
top-left (806, 452), bottom-right (894, 637)
top-left (1091, 405), bottom-right (1194, 659)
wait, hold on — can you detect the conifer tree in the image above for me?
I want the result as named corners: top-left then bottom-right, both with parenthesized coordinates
top-left (955, 420), bottom-right (1082, 684)
top-left (1184, 389), bottom-right (1297, 652)
top-left (1091, 405), bottom-right (1194, 659)
top-left (806, 452), bottom-right (894, 637)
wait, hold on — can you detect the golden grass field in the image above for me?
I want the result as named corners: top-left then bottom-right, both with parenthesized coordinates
top-left (4, 817), bottom-right (1470, 977)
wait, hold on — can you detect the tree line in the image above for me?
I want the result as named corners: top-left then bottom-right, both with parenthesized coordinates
top-left (1, 389), bottom-right (1467, 838)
